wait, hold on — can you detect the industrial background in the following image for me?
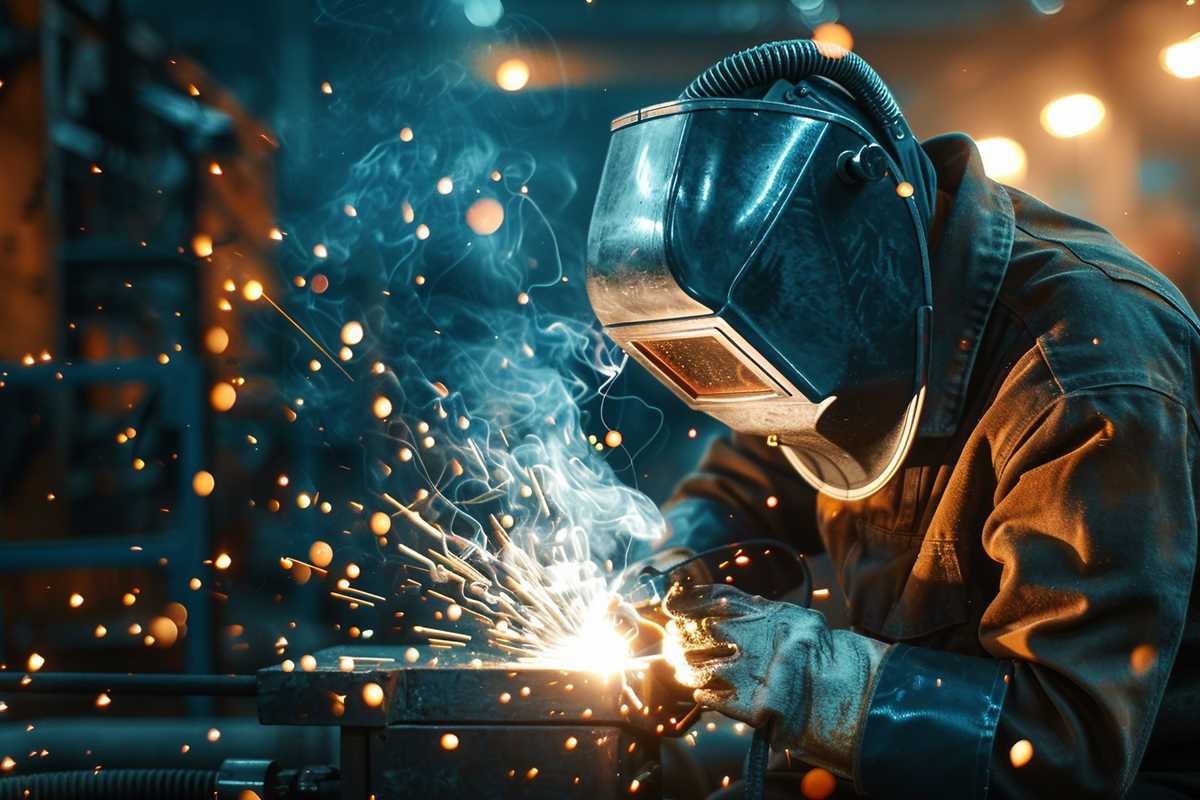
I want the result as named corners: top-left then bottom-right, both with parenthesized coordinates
top-left (0, 0), bottom-right (1198, 796)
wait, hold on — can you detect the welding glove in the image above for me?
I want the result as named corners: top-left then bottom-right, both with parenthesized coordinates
top-left (663, 584), bottom-right (888, 780)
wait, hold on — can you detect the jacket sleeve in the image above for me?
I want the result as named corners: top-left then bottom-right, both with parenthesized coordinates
top-left (857, 386), bottom-right (1197, 798)
top-left (659, 432), bottom-right (823, 556)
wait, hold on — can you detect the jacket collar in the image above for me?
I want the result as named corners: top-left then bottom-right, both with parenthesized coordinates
top-left (917, 133), bottom-right (1016, 438)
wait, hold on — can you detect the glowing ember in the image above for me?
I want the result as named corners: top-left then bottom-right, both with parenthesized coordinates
top-left (362, 682), bottom-right (385, 707)
top-left (27, 653), bottom-right (45, 672)
top-left (192, 470), bottom-right (216, 497)
top-left (496, 58), bottom-right (530, 91)
top-left (369, 512), bottom-right (392, 535)
top-left (440, 733), bottom-right (459, 751)
top-left (149, 616), bottom-right (179, 647)
top-left (1010, 739), bottom-right (1034, 768)
top-left (373, 396), bottom-right (393, 419)
top-left (211, 382), bottom-right (237, 412)
top-left (205, 326), bottom-right (230, 354)
top-left (1131, 644), bottom-right (1157, 675)
top-left (466, 197), bottom-right (504, 235)
top-left (192, 234), bottom-right (214, 258)
top-left (309, 540), bottom-right (334, 568)
top-left (68, 593), bottom-right (84, 608)
top-left (341, 321), bottom-right (364, 346)
top-left (800, 767), bottom-right (837, 799)
top-left (242, 280), bottom-right (264, 301)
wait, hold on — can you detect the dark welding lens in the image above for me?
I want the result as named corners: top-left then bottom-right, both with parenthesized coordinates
top-left (631, 334), bottom-right (778, 400)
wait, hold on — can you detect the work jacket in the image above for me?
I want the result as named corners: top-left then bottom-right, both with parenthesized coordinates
top-left (662, 134), bottom-right (1200, 799)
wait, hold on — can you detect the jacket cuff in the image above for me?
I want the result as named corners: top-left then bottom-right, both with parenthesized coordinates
top-left (855, 644), bottom-right (1009, 799)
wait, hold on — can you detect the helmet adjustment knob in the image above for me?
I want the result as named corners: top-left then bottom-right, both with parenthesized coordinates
top-left (836, 143), bottom-right (888, 183)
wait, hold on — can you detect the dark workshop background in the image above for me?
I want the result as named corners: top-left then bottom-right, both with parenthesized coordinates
top-left (0, 0), bottom-right (1198, 770)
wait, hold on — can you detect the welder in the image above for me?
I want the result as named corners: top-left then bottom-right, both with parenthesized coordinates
top-left (587, 39), bottom-right (1200, 799)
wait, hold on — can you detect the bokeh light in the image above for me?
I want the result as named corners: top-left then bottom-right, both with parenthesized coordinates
top-left (1162, 33), bottom-right (1200, 80)
top-left (466, 197), bottom-right (505, 235)
top-left (495, 58), bottom-right (530, 92)
top-left (1040, 93), bottom-right (1106, 138)
top-left (976, 137), bottom-right (1028, 183)
top-left (811, 22), bottom-right (853, 51)
top-left (463, 0), bottom-right (503, 27)
top-left (192, 234), bottom-right (213, 258)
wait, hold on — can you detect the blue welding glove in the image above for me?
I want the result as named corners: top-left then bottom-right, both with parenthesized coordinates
top-left (663, 584), bottom-right (888, 780)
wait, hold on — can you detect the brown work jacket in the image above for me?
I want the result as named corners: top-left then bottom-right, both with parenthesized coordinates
top-left (662, 134), bottom-right (1200, 799)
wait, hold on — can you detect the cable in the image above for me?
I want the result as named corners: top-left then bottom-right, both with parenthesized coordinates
top-left (0, 768), bottom-right (216, 800)
top-left (680, 38), bottom-right (909, 141)
top-left (743, 725), bottom-right (772, 800)
top-left (0, 673), bottom-right (257, 696)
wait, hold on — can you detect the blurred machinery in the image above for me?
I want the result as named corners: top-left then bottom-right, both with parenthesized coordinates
top-left (0, 0), bottom-right (277, 713)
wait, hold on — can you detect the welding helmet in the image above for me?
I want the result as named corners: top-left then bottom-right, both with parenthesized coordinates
top-left (586, 40), bottom-right (936, 500)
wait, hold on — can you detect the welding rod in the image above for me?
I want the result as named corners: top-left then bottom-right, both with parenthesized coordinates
top-left (0, 672), bottom-right (258, 696)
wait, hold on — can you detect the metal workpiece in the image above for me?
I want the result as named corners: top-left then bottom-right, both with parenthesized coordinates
top-left (257, 646), bottom-right (686, 733)
top-left (260, 646), bottom-right (676, 799)
top-left (357, 724), bottom-right (657, 799)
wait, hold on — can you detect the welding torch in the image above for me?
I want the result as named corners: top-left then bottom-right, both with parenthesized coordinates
top-left (610, 540), bottom-right (813, 733)
top-left (621, 539), bottom-right (813, 619)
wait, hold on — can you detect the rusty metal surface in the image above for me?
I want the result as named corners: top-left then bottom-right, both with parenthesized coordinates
top-left (257, 645), bottom-right (686, 734)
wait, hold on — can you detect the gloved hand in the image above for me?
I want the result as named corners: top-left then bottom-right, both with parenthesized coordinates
top-left (663, 584), bottom-right (889, 779)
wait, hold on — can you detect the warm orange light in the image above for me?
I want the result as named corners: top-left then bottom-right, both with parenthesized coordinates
top-left (466, 197), bottom-right (505, 235)
top-left (811, 23), bottom-right (853, 52)
top-left (1162, 33), bottom-right (1200, 79)
top-left (369, 511), bottom-right (392, 536)
top-left (1040, 94), bottom-right (1106, 138)
top-left (496, 58), bottom-right (530, 91)
top-left (341, 321), bottom-right (364, 346)
top-left (362, 682), bottom-right (385, 707)
top-left (205, 326), bottom-right (230, 354)
top-left (192, 234), bottom-right (214, 258)
top-left (192, 470), bottom-right (216, 497)
top-left (372, 396), bottom-right (393, 419)
top-left (210, 382), bottom-right (237, 412)
top-left (976, 137), bottom-right (1027, 183)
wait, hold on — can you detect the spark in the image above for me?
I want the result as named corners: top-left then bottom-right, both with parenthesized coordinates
top-left (330, 591), bottom-right (374, 607)
top-left (254, 291), bottom-right (354, 381)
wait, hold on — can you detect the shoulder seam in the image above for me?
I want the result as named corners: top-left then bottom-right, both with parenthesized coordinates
top-left (1013, 221), bottom-right (1200, 335)
top-left (995, 384), bottom-right (1199, 478)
